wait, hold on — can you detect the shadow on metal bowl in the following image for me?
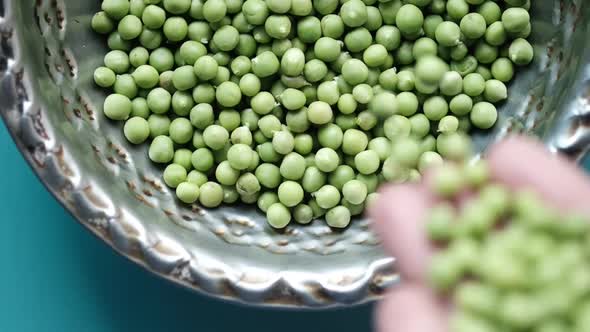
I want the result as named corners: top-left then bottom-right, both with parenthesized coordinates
top-left (0, 0), bottom-right (589, 308)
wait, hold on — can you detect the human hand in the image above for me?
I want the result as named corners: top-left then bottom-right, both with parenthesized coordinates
top-left (369, 136), bottom-right (590, 332)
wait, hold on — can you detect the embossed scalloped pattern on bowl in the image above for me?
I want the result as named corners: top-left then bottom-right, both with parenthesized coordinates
top-left (0, 0), bottom-right (588, 308)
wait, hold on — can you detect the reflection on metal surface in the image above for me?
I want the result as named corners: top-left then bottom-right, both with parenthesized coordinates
top-left (0, 0), bottom-right (588, 308)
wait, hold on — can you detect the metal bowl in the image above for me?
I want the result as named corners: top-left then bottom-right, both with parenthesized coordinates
top-left (1, 0), bottom-right (589, 308)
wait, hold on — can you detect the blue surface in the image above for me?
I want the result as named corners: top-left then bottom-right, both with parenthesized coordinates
top-left (0, 121), bottom-right (372, 332)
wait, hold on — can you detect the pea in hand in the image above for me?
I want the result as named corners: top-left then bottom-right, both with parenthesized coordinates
top-left (370, 137), bottom-right (590, 332)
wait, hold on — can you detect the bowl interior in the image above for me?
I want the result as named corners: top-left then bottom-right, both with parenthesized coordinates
top-left (2, 0), bottom-right (589, 306)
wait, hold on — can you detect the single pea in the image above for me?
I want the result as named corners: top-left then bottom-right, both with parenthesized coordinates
top-left (342, 129), bottom-right (369, 155)
top-left (192, 55), bottom-right (218, 82)
top-left (307, 101), bottom-right (333, 125)
top-left (438, 115), bottom-right (460, 134)
top-left (460, 13), bottom-right (487, 39)
top-left (396, 4), bottom-right (424, 35)
top-left (117, 15), bottom-right (142, 40)
top-left (395, 41), bottom-right (415, 66)
top-left (265, 15), bottom-right (292, 39)
top-left (316, 81), bottom-right (339, 106)
top-left (326, 206), bottom-right (351, 228)
top-left (146, 87), bottom-right (171, 114)
top-left (408, 113), bottom-right (430, 139)
top-left (418, 151), bottom-right (444, 173)
top-left (280, 88), bottom-right (307, 111)
top-left (342, 179), bottom-right (368, 205)
top-left (171, 149), bottom-right (192, 171)
top-left (191, 148), bottom-right (214, 172)
top-left (285, 108), bottom-right (310, 134)
top-left (325, 166), bottom-right (353, 191)
top-left (341, 59), bottom-right (369, 85)
top-left (148, 135), bottom-right (174, 164)
top-left (272, 130), bottom-right (295, 155)
top-left (103, 93), bottom-right (132, 121)
top-left (440, 71), bottom-right (464, 97)
top-left (113, 74), bottom-right (138, 99)
top-left (463, 73), bottom-right (486, 97)
top-left (102, 0), bottom-right (130, 20)
top-left (258, 114), bottom-right (282, 138)
top-left (291, 0), bottom-right (312, 16)
top-left (168, 118), bottom-right (193, 145)
top-left (257, 192), bottom-right (279, 212)
top-left (230, 126), bottom-right (253, 146)
top-left (502, 7), bottom-right (530, 34)
top-left (297, 16), bottom-right (322, 44)
top-left (435, 21), bottom-right (461, 47)
top-left (236, 173), bottom-right (261, 198)
top-left (94, 67), bottom-right (116, 88)
top-left (491, 57), bottom-right (515, 82)
top-left (351, 84), bottom-right (373, 105)
top-left (250, 92), bottom-right (275, 116)
top-left (92, 11), bottom-right (115, 34)
top-left (202, 125), bottom-right (229, 151)
top-left (291, 204), bottom-right (313, 224)
top-left (189, 104), bottom-right (214, 130)
top-left (423, 96), bottom-right (449, 121)
top-left (280, 152), bottom-right (306, 180)
top-left (138, 28), bottom-right (163, 50)
top-left (266, 203), bottom-right (291, 228)
top-left (450, 43), bottom-right (469, 61)
top-left (239, 74), bottom-right (262, 97)
top-left (315, 148), bottom-right (340, 172)
top-left (277, 181), bottom-right (304, 207)
top-left (218, 110), bottom-right (241, 132)
top-left (199, 182), bottom-right (224, 208)
top-left (450, 94), bottom-right (474, 116)
top-left (176, 182), bottom-right (200, 204)
top-left (223, 144), bottom-right (251, 171)
top-left (252, 51), bottom-right (280, 78)
top-left (318, 124), bottom-right (344, 150)
top-left (104, 50), bottom-right (130, 74)
top-left (315, 185), bottom-right (341, 210)
top-left (202, 0), bottom-right (227, 22)
top-left (367, 137), bottom-right (391, 162)
top-left (303, 59), bottom-right (327, 83)
top-left (485, 21), bottom-right (507, 47)
top-left (370, 92), bottom-right (398, 118)
top-left (123, 116), bottom-right (150, 144)
top-left (484, 79), bottom-right (508, 103)
top-left (216, 81), bottom-right (242, 108)
top-left (470, 102), bottom-right (498, 129)
top-left (355, 150), bottom-right (380, 175)
top-left (163, 163), bottom-right (188, 188)
top-left (397, 70), bottom-right (416, 91)
top-left (163, 17), bottom-right (188, 42)
top-left (321, 14), bottom-right (345, 39)
top-left (446, 0), bottom-right (469, 20)
top-left (290, 134), bottom-right (312, 156)
top-left (314, 37), bottom-right (342, 62)
top-left (211, 25), bottom-right (240, 52)
top-left (340, 0), bottom-right (368, 28)
top-left (375, 25), bottom-right (401, 52)
top-left (131, 97), bottom-right (149, 119)
top-left (509, 38), bottom-right (534, 66)
top-left (416, 55), bottom-right (449, 85)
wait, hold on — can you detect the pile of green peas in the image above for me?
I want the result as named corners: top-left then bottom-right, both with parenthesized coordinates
top-left (427, 161), bottom-right (590, 332)
top-left (92, 0), bottom-right (534, 229)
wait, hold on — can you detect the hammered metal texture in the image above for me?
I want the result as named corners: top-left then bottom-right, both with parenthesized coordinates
top-left (0, 0), bottom-right (588, 308)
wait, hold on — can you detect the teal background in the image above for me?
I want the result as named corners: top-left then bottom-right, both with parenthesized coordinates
top-left (0, 121), bottom-right (373, 332)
